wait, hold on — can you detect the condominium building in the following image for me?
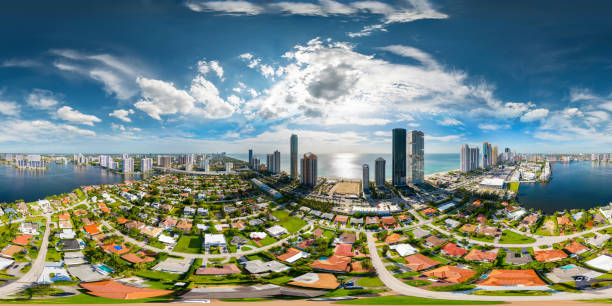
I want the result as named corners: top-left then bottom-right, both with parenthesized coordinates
top-left (266, 150), bottom-right (281, 174)
top-left (460, 144), bottom-right (480, 172)
top-left (392, 128), bottom-right (406, 186)
top-left (407, 130), bottom-right (424, 184)
top-left (159, 156), bottom-right (172, 168)
top-left (248, 149), bottom-right (253, 168)
top-left (362, 164), bottom-right (370, 192)
top-left (122, 158), bottom-right (134, 173)
top-left (375, 157), bottom-right (386, 187)
top-left (290, 134), bottom-right (298, 179)
top-left (300, 153), bottom-right (318, 187)
top-left (482, 142), bottom-right (492, 169)
top-left (141, 158), bottom-right (153, 172)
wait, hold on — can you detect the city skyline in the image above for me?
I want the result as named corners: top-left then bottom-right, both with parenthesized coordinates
top-left (2, 1), bottom-right (612, 154)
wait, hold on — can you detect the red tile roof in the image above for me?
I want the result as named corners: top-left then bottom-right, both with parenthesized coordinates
top-left (80, 280), bottom-right (173, 299)
top-left (424, 265), bottom-right (475, 283)
top-left (534, 249), bottom-right (568, 262)
top-left (12, 234), bottom-right (33, 245)
top-left (404, 254), bottom-right (440, 271)
top-left (441, 243), bottom-right (468, 257)
top-left (464, 249), bottom-right (498, 262)
top-left (479, 269), bottom-right (546, 286)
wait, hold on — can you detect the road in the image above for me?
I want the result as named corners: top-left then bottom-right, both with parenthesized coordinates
top-left (366, 232), bottom-right (612, 301)
top-left (102, 220), bottom-right (313, 259)
top-left (0, 215), bottom-right (51, 297)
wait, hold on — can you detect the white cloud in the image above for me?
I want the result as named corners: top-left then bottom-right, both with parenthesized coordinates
top-left (425, 134), bottom-right (463, 142)
top-left (242, 38), bottom-right (525, 129)
top-left (134, 77), bottom-right (196, 120)
top-left (1, 59), bottom-right (41, 68)
top-left (134, 72), bottom-right (235, 120)
top-left (0, 119), bottom-right (95, 143)
top-left (109, 109), bottom-right (135, 122)
top-left (378, 45), bottom-right (438, 68)
top-left (26, 89), bottom-right (60, 110)
top-left (189, 75), bottom-right (235, 118)
top-left (374, 131), bottom-right (391, 137)
top-left (520, 108), bottom-right (549, 122)
top-left (478, 123), bottom-right (510, 131)
top-left (197, 60), bottom-right (224, 79)
top-left (186, 1), bottom-right (264, 15)
top-left (239, 53), bottom-right (254, 60)
top-left (187, 0), bottom-right (447, 38)
top-left (0, 101), bottom-right (20, 116)
top-left (57, 106), bottom-right (102, 126)
top-left (437, 117), bottom-right (463, 126)
top-left (569, 88), bottom-right (599, 102)
top-left (50, 49), bottom-right (144, 100)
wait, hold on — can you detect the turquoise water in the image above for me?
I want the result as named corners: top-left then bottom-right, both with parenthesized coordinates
top-left (232, 153), bottom-right (459, 179)
top-left (318, 256), bottom-right (328, 261)
top-left (97, 264), bottom-right (114, 273)
top-left (560, 264), bottom-right (576, 270)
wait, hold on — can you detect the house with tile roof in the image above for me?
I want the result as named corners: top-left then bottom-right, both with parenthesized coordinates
top-left (534, 249), bottom-right (568, 262)
top-left (424, 265), bottom-right (475, 283)
top-left (441, 243), bottom-right (468, 257)
top-left (404, 254), bottom-right (440, 271)
top-left (310, 255), bottom-right (351, 273)
top-left (478, 269), bottom-right (546, 287)
top-left (464, 249), bottom-right (498, 263)
top-left (80, 280), bottom-right (173, 299)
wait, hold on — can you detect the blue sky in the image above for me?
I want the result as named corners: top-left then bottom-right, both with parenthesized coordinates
top-left (1, 0), bottom-right (612, 154)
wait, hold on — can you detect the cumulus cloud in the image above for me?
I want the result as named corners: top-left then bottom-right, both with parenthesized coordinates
top-left (197, 59), bottom-right (224, 79)
top-left (109, 109), bottom-right (135, 122)
top-left (0, 101), bottom-right (20, 116)
top-left (520, 108), bottom-right (549, 122)
top-left (26, 89), bottom-right (60, 109)
top-left (134, 71), bottom-right (235, 120)
top-left (242, 38), bottom-right (536, 128)
top-left (134, 77), bottom-right (196, 120)
top-left (57, 106), bottom-right (102, 126)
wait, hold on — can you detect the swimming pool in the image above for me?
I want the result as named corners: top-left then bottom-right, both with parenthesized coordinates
top-left (318, 256), bottom-right (328, 261)
top-left (560, 264), bottom-right (576, 269)
top-left (96, 264), bottom-right (114, 273)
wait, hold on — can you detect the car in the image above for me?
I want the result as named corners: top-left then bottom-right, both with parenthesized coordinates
top-left (574, 276), bottom-right (588, 281)
top-left (343, 281), bottom-right (354, 287)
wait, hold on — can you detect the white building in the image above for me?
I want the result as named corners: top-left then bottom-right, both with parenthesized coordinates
top-left (141, 158), bottom-right (153, 172)
top-left (204, 234), bottom-right (227, 248)
top-left (390, 243), bottom-right (418, 257)
top-left (266, 225), bottom-right (288, 237)
top-left (122, 157), bottom-right (134, 173)
top-left (479, 178), bottom-right (505, 189)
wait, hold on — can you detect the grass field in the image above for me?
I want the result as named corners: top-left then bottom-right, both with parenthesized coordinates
top-left (272, 209), bottom-right (306, 233)
top-left (356, 276), bottom-right (383, 287)
top-left (336, 295), bottom-right (504, 305)
top-left (471, 290), bottom-right (551, 296)
top-left (173, 235), bottom-right (202, 253)
top-left (0, 293), bottom-right (172, 304)
top-left (498, 230), bottom-right (536, 244)
top-left (508, 182), bottom-right (520, 192)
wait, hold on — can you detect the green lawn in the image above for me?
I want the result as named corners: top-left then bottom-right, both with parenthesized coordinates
top-left (272, 209), bottom-right (306, 233)
top-left (134, 270), bottom-right (182, 281)
top-left (336, 295), bottom-right (504, 305)
top-left (498, 230), bottom-right (536, 244)
top-left (356, 276), bottom-right (383, 287)
top-left (45, 248), bottom-right (62, 261)
top-left (0, 293), bottom-right (172, 304)
top-left (404, 279), bottom-right (432, 287)
top-left (508, 182), bottom-right (520, 192)
top-left (321, 288), bottom-right (387, 298)
top-left (173, 235), bottom-right (202, 253)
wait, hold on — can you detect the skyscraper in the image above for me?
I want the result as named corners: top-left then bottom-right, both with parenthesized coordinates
top-left (290, 134), bottom-right (298, 179)
top-left (248, 149), bottom-right (253, 168)
top-left (141, 158), bottom-right (153, 172)
top-left (482, 142), bottom-right (492, 168)
top-left (362, 164), bottom-right (370, 192)
top-left (159, 156), bottom-right (172, 168)
top-left (123, 157), bottom-right (134, 173)
top-left (392, 128), bottom-right (406, 186)
top-left (266, 150), bottom-right (281, 174)
top-left (375, 157), bottom-right (386, 187)
top-left (492, 145), bottom-right (499, 166)
top-left (460, 144), bottom-right (480, 172)
top-left (407, 130), bottom-right (424, 184)
top-left (300, 153), bottom-right (318, 187)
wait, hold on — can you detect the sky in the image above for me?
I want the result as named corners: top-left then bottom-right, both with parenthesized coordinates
top-left (1, 0), bottom-right (612, 154)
